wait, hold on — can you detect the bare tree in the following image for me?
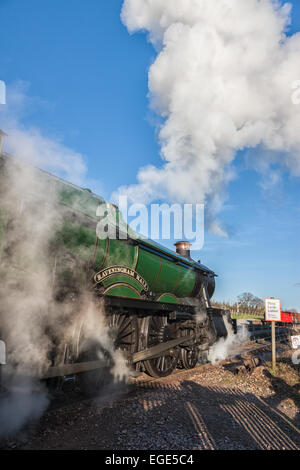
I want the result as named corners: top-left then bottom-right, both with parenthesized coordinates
top-left (212, 293), bottom-right (265, 317)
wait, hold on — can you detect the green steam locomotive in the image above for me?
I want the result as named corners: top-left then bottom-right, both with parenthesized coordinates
top-left (0, 146), bottom-right (230, 388)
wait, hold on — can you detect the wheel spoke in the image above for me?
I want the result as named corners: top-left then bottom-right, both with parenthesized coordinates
top-left (109, 314), bottom-right (138, 354)
top-left (118, 329), bottom-right (134, 340)
top-left (144, 315), bottom-right (178, 378)
top-left (118, 319), bottom-right (130, 335)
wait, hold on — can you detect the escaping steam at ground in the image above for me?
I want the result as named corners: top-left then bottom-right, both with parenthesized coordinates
top-left (208, 318), bottom-right (249, 364)
top-left (118, 0), bottom-right (300, 235)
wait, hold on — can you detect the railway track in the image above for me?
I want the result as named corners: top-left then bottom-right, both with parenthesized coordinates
top-left (0, 325), bottom-right (294, 411)
top-left (42, 340), bottom-right (262, 413)
top-left (131, 334), bottom-right (291, 389)
top-left (45, 325), bottom-right (296, 397)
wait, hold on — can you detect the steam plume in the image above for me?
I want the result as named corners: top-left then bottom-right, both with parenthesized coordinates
top-left (208, 317), bottom-right (249, 364)
top-left (118, 0), bottom-right (300, 235)
top-left (0, 158), bottom-right (129, 439)
top-left (0, 86), bottom-right (128, 439)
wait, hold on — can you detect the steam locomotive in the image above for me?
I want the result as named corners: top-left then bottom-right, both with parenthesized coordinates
top-left (0, 146), bottom-right (230, 391)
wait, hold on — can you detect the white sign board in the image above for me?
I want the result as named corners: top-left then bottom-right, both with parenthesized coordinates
top-left (291, 335), bottom-right (300, 350)
top-left (265, 298), bottom-right (281, 322)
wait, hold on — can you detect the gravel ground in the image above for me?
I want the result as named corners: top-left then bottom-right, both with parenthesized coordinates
top-left (0, 351), bottom-right (299, 451)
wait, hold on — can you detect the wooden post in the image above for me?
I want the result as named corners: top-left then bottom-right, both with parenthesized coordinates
top-left (271, 321), bottom-right (276, 371)
top-left (265, 298), bottom-right (280, 372)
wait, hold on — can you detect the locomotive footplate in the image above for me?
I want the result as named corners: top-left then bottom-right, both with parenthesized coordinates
top-left (101, 295), bottom-right (196, 316)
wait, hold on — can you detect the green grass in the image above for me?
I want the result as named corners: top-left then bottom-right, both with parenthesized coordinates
top-left (231, 311), bottom-right (264, 320)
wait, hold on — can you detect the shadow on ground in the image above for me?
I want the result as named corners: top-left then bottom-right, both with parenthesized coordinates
top-left (0, 362), bottom-right (299, 450)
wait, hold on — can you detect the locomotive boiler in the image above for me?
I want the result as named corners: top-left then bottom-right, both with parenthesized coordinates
top-left (0, 146), bottom-right (230, 391)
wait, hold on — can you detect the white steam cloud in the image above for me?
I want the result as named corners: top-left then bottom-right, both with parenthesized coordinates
top-left (0, 158), bottom-right (129, 439)
top-left (0, 84), bottom-right (127, 439)
top-left (118, 0), bottom-right (300, 235)
top-left (208, 317), bottom-right (249, 364)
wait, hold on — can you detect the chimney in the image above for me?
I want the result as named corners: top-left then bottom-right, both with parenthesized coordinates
top-left (174, 241), bottom-right (192, 259)
top-left (0, 130), bottom-right (7, 155)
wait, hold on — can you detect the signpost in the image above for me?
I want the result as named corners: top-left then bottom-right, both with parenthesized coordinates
top-left (265, 298), bottom-right (281, 371)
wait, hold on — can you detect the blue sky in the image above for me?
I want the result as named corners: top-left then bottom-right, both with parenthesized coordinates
top-left (0, 0), bottom-right (299, 310)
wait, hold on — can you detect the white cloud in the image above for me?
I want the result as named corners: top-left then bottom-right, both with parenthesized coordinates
top-left (118, 0), bottom-right (300, 235)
